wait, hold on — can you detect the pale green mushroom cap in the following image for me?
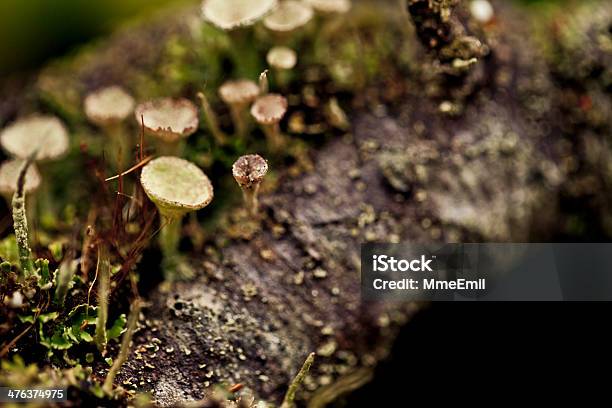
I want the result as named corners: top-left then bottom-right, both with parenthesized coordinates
top-left (135, 98), bottom-right (199, 143)
top-left (305, 0), bottom-right (351, 14)
top-left (267, 46), bottom-right (298, 70)
top-left (263, 0), bottom-right (314, 32)
top-left (201, 0), bottom-right (278, 30)
top-left (0, 115), bottom-right (69, 161)
top-left (0, 159), bottom-right (42, 196)
top-left (84, 85), bottom-right (135, 126)
top-left (141, 156), bottom-right (214, 219)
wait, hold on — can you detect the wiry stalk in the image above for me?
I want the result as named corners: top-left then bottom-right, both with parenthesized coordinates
top-left (94, 246), bottom-right (110, 354)
top-left (197, 92), bottom-right (228, 145)
top-left (11, 155), bottom-right (36, 277)
top-left (103, 298), bottom-right (141, 395)
top-left (281, 352), bottom-right (315, 408)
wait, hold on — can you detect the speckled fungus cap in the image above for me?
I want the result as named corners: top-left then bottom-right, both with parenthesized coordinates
top-left (0, 159), bottom-right (41, 195)
top-left (232, 154), bottom-right (268, 189)
top-left (219, 80), bottom-right (260, 106)
top-left (141, 156), bottom-right (214, 218)
top-left (135, 98), bottom-right (199, 143)
top-left (267, 46), bottom-right (297, 70)
top-left (84, 85), bottom-right (135, 126)
top-left (305, 0), bottom-right (351, 14)
top-left (201, 0), bottom-right (278, 30)
top-left (250, 94), bottom-right (288, 125)
top-left (263, 0), bottom-right (314, 32)
top-left (0, 115), bottom-right (69, 161)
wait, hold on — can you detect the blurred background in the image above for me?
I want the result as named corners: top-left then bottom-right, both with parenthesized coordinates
top-left (0, 0), bottom-right (566, 76)
top-left (0, 0), bottom-right (194, 76)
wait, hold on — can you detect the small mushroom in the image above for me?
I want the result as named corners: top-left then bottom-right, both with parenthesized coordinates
top-left (267, 46), bottom-right (297, 70)
top-left (251, 94), bottom-right (288, 153)
top-left (267, 46), bottom-right (297, 87)
top-left (0, 159), bottom-right (42, 198)
top-left (134, 98), bottom-right (199, 155)
top-left (218, 79), bottom-right (260, 139)
top-left (263, 0), bottom-right (314, 33)
top-left (232, 154), bottom-right (268, 216)
top-left (84, 86), bottom-right (135, 127)
top-left (84, 85), bottom-right (135, 168)
top-left (201, 0), bottom-right (278, 30)
top-left (0, 115), bottom-right (69, 162)
top-left (469, 0), bottom-right (494, 24)
top-left (141, 156), bottom-right (214, 279)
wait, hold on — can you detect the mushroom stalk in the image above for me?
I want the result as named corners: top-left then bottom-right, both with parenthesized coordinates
top-left (262, 123), bottom-right (286, 153)
top-left (197, 92), bottom-right (228, 145)
top-left (241, 184), bottom-right (261, 216)
top-left (11, 157), bottom-right (35, 277)
top-left (103, 298), bottom-right (141, 395)
top-left (229, 103), bottom-right (248, 140)
top-left (108, 123), bottom-right (131, 170)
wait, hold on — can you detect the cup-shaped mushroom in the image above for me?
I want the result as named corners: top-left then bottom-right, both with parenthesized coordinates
top-left (141, 156), bottom-right (214, 280)
top-left (267, 46), bottom-right (298, 88)
top-left (250, 94), bottom-right (288, 153)
top-left (84, 86), bottom-right (135, 127)
top-left (140, 156), bottom-right (214, 221)
top-left (0, 159), bottom-right (41, 200)
top-left (232, 154), bottom-right (268, 216)
top-left (0, 159), bottom-right (42, 240)
top-left (201, 0), bottom-right (278, 30)
top-left (135, 98), bottom-right (199, 155)
top-left (267, 47), bottom-right (297, 71)
top-left (263, 0), bottom-right (314, 35)
top-left (219, 79), bottom-right (260, 139)
top-left (84, 86), bottom-right (135, 168)
top-left (0, 115), bottom-right (69, 162)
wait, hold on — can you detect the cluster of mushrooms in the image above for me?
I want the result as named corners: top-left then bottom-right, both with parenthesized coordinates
top-left (0, 0), bottom-right (353, 278)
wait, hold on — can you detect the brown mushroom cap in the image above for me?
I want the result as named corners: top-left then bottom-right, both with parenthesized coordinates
top-left (219, 80), bottom-right (260, 106)
top-left (201, 0), bottom-right (278, 30)
top-left (267, 46), bottom-right (298, 70)
top-left (0, 159), bottom-right (42, 195)
top-left (135, 98), bottom-right (199, 143)
top-left (0, 115), bottom-right (69, 161)
top-left (141, 156), bottom-right (214, 218)
top-left (263, 0), bottom-right (314, 32)
top-left (305, 0), bottom-right (351, 14)
top-left (84, 86), bottom-right (135, 126)
top-left (250, 94), bottom-right (288, 125)
top-left (232, 154), bottom-right (268, 189)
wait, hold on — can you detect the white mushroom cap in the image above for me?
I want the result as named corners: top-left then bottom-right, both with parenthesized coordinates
top-left (84, 85), bottom-right (135, 126)
top-left (0, 159), bottom-right (42, 195)
top-left (250, 94), bottom-right (288, 125)
top-left (135, 98), bottom-right (199, 143)
top-left (469, 0), bottom-right (494, 24)
top-left (267, 46), bottom-right (298, 70)
top-left (141, 156), bottom-right (214, 218)
top-left (232, 154), bottom-right (268, 189)
top-left (263, 0), bottom-right (314, 32)
top-left (201, 0), bottom-right (278, 30)
top-left (0, 115), bottom-right (69, 161)
top-left (305, 0), bottom-right (351, 14)
top-left (219, 80), bottom-right (260, 106)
